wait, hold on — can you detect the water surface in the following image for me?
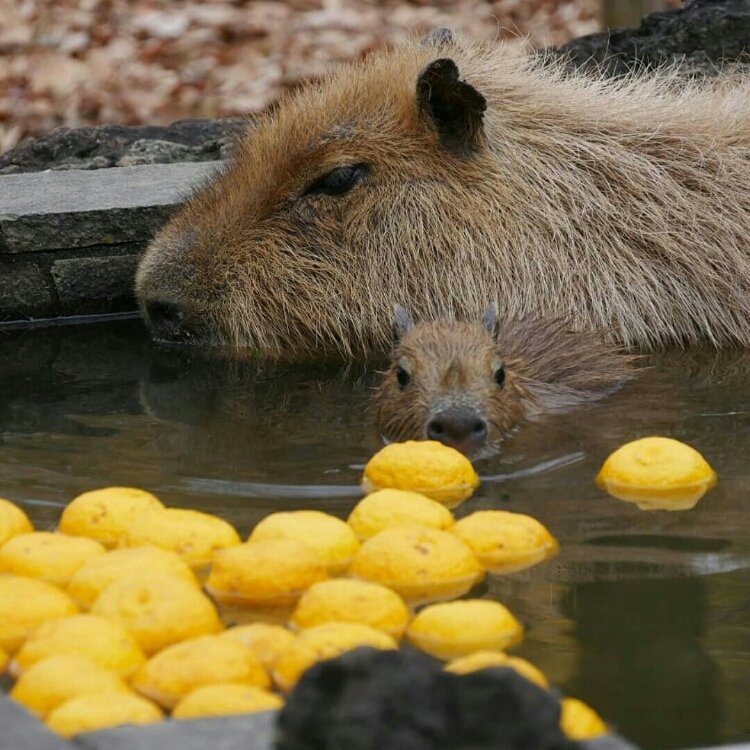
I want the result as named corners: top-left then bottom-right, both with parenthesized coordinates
top-left (1, 319), bottom-right (749, 750)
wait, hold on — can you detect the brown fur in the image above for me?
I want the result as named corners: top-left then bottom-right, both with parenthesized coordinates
top-left (136, 33), bottom-right (750, 357)
top-left (372, 312), bottom-right (637, 456)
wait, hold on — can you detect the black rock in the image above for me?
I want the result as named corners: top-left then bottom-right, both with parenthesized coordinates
top-left (0, 117), bottom-right (246, 175)
top-left (275, 647), bottom-right (579, 750)
top-left (555, 0), bottom-right (750, 76)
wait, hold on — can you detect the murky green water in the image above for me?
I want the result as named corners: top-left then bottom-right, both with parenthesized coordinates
top-left (2, 319), bottom-right (750, 749)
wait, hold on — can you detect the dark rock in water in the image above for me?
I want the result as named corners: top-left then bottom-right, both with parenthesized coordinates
top-left (554, 0), bottom-right (750, 76)
top-left (0, 118), bottom-right (245, 175)
top-left (275, 647), bottom-right (578, 750)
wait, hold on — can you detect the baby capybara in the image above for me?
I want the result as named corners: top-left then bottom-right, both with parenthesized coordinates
top-left (372, 306), bottom-right (636, 457)
top-left (137, 30), bottom-right (750, 358)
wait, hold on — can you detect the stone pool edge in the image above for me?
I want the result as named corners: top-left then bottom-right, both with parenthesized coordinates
top-left (0, 691), bottom-right (644, 750)
top-left (0, 162), bottom-right (221, 323)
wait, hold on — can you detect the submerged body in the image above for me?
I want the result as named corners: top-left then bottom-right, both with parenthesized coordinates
top-left (373, 307), bottom-right (636, 457)
top-left (137, 31), bottom-right (750, 358)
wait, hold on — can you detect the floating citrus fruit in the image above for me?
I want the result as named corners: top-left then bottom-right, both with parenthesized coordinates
top-left (0, 532), bottom-right (105, 588)
top-left (444, 650), bottom-right (548, 688)
top-left (132, 635), bottom-right (269, 709)
top-left (451, 511), bottom-right (558, 574)
top-left (219, 624), bottom-right (296, 673)
top-left (273, 622), bottom-right (397, 693)
top-left (560, 697), bottom-right (608, 740)
top-left (348, 526), bottom-right (483, 605)
top-left (59, 487), bottom-right (163, 548)
top-left (120, 508), bottom-right (240, 569)
top-left (290, 579), bottom-right (410, 639)
top-left (13, 614), bottom-right (145, 677)
top-left (206, 539), bottom-right (328, 609)
top-left (362, 441), bottom-right (480, 507)
top-left (596, 436), bottom-right (717, 510)
top-left (347, 489), bottom-right (454, 540)
top-left (0, 575), bottom-right (79, 653)
top-left (172, 683), bottom-right (283, 719)
top-left (45, 692), bottom-right (163, 738)
top-left (10, 654), bottom-right (130, 717)
top-left (0, 498), bottom-right (33, 547)
top-left (91, 573), bottom-right (222, 654)
top-left (68, 546), bottom-right (198, 609)
top-left (248, 511), bottom-right (359, 575)
top-left (406, 600), bottom-right (523, 660)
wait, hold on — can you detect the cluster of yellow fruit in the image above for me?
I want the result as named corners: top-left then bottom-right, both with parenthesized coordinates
top-left (0, 440), bottom-right (603, 740)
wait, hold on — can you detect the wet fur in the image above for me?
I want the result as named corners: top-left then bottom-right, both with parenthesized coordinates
top-left (372, 316), bottom-right (638, 449)
top-left (137, 34), bottom-right (750, 357)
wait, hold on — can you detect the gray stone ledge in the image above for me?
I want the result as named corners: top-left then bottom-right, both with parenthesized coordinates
top-left (0, 693), bottom-right (640, 750)
top-left (0, 261), bottom-right (53, 320)
top-left (51, 255), bottom-right (140, 315)
top-left (0, 161), bottom-right (222, 254)
top-left (0, 694), bottom-right (71, 750)
top-left (72, 710), bottom-right (277, 750)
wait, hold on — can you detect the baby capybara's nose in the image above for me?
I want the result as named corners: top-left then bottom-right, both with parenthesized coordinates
top-left (144, 299), bottom-right (191, 343)
top-left (427, 409), bottom-right (488, 454)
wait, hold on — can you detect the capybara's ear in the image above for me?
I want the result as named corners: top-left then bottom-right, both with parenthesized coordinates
top-left (416, 58), bottom-right (486, 156)
top-left (482, 303), bottom-right (499, 338)
top-left (393, 305), bottom-right (414, 342)
top-left (420, 28), bottom-right (455, 49)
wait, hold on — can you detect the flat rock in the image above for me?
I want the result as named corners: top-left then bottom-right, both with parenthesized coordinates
top-left (72, 710), bottom-right (276, 750)
top-left (0, 161), bottom-right (221, 253)
top-left (51, 254), bottom-right (141, 314)
top-left (0, 261), bottom-right (52, 320)
top-left (0, 118), bottom-right (245, 175)
top-left (0, 694), bottom-right (72, 750)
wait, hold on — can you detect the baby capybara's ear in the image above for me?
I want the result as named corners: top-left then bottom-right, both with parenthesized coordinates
top-left (481, 303), bottom-right (500, 339)
top-left (393, 305), bottom-right (414, 343)
top-left (416, 58), bottom-right (487, 156)
top-left (420, 28), bottom-right (455, 49)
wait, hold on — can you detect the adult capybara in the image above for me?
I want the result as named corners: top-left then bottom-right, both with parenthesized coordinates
top-left (373, 306), bottom-right (636, 457)
top-left (136, 30), bottom-right (750, 358)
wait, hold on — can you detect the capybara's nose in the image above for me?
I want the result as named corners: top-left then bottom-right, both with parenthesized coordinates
top-left (144, 299), bottom-right (191, 342)
top-left (427, 409), bottom-right (488, 454)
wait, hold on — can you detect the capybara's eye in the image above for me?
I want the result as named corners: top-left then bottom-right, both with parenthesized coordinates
top-left (396, 367), bottom-right (411, 390)
top-left (494, 366), bottom-right (505, 388)
top-left (304, 164), bottom-right (369, 197)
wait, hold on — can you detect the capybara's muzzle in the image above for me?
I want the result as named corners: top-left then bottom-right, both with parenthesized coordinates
top-left (426, 407), bottom-right (489, 456)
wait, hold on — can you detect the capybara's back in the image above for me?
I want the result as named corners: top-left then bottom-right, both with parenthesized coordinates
top-left (136, 31), bottom-right (750, 358)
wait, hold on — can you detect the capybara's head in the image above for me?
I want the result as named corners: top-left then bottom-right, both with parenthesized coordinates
top-left (372, 306), bottom-right (637, 457)
top-left (136, 31), bottom-right (500, 356)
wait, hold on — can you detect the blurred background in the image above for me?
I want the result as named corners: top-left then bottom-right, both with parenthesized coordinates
top-left (0, 0), bottom-right (681, 154)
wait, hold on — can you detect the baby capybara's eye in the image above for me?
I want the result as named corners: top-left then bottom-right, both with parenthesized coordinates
top-left (396, 367), bottom-right (411, 390)
top-left (494, 366), bottom-right (505, 388)
top-left (304, 164), bottom-right (369, 197)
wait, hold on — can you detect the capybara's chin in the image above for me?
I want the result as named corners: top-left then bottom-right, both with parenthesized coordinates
top-left (137, 30), bottom-right (750, 359)
top-left (372, 306), bottom-right (637, 452)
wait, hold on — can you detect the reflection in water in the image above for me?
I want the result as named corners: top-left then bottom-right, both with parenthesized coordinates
top-left (561, 576), bottom-right (721, 750)
top-left (2, 319), bottom-right (750, 748)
